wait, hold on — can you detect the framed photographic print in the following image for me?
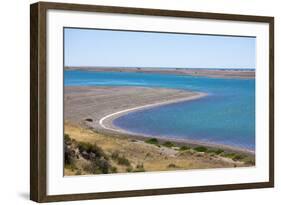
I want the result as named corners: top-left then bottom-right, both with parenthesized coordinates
top-left (30, 1), bottom-right (274, 202)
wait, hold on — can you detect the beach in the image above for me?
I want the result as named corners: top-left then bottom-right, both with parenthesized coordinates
top-left (64, 85), bottom-right (254, 175)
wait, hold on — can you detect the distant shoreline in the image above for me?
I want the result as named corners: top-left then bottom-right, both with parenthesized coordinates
top-left (65, 66), bottom-right (255, 79)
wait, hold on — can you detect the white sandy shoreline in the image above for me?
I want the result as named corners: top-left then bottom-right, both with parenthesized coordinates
top-left (99, 92), bottom-right (207, 133)
top-left (98, 93), bottom-right (254, 155)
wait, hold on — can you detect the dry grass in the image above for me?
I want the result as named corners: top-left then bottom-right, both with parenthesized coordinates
top-left (64, 123), bottom-right (252, 175)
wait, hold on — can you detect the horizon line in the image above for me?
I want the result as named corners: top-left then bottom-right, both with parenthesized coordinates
top-left (64, 66), bottom-right (255, 70)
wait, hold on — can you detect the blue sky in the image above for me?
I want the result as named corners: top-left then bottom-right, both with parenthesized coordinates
top-left (64, 28), bottom-right (256, 69)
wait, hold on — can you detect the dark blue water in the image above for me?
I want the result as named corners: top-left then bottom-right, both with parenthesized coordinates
top-left (65, 70), bottom-right (255, 150)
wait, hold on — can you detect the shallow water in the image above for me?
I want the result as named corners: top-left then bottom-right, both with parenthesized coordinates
top-left (65, 70), bottom-right (255, 150)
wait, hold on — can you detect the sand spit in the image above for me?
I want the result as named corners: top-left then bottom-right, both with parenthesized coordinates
top-left (64, 86), bottom-right (205, 131)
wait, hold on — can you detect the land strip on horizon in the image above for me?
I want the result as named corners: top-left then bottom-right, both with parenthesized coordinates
top-left (65, 66), bottom-right (255, 79)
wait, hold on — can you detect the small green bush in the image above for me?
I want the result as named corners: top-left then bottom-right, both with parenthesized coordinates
top-left (145, 138), bottom-right (159, 145)
top-left (78, 142), bottom-right (93, 153)
top-left (111, 151), bottom-right (130, 166)
top-left (111, 151), bottom-right (119, 160)
top-left (97, 158), bottom-right (111, 173)
top-left (214, 149), bottom-right (224, 155)
top-left (64, 163), bottom-right (77, 171)
top-left (222, 153), bottom-right (236, 158)
top-left (81, 163), bottom-right (93, 173)
top-left (194, 146), bottom-right (208, 152)
top-left (162, 141), bottom-right (175, 148)
top-left (232, 154), bottom-right (245, 161)
top-left (133, 168), bottom-right (145, 172)
top-left (126, 167), bottom-right (133, 172)
top-left (167, 163), bottom-right (177, 168)
top-left (136, 163), bottom-right (144, 169)
top-left (179, 146), bottom-right (190, 151)
top-left (111, 166), bottom-right (118, 173)
top-left (117, 156), bottom-right (131, 166)
top-left (243, 158), bottom-right (255, 165)
top-left (222, 153), bottom-right (245, 161)
top-left (64, 134), bottom-right (71, 142)
top-left (78, 142), bottom-right (108, 159)
top-left (134, 164), bottom-right (145, 172)
top-left (85, 157), bottom-right (111, 174)
top-left (75, 170), bottom-right (82, 175)
top-left (207, 149), bottom-right (224, 155)
top-left (64, 143), bottom-right (74, 165)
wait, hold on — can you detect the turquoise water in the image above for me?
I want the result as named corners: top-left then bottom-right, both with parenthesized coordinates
top-left (65, 70), bottom-right (255, 150)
